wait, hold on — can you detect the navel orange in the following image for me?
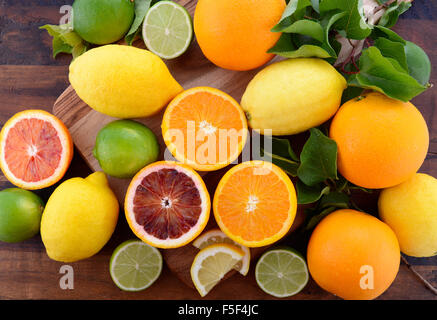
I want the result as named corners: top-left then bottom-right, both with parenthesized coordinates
top-left (307, 209), bottom-right (400, 300)
top-left (161, 87), bottom-right (248, 171)
top-left (0, 110), bottom-right (73, 190)
top-left (330, 92), bottom-right (429, 189)
top-left (194, 0), bottom-right (286, 71)
top-left (213, 161), bottom-right (297, 247)
top-left (125, 161), bottom-right (210, 249)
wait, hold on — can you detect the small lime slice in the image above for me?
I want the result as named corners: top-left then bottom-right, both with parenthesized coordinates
top-left (109, 240), bottom-right (163, 292)
top-left (255, 247), bottom-right (309, 298)
top-left (142, 1), bottom-right (193, 59)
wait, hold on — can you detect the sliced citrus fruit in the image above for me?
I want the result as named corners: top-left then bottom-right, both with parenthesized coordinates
top-left (162, 87), bottom-right (248, 171)
top-left (255, 247), bottom-right (309, 298)
top-left (142, 1), bottom-right (193, 59)
top-left (125, 161), bottom-right (210, 248)
top-left (193, 228), bottom-right (250, 276)
top-left (0, 110), bottom-right (73, 190)
top-left (190, 243), bottom-right (244, 297)
top-left (213, 161), bottom-right (297, 247)
top-left (110, 240), bottom-right (163, 292)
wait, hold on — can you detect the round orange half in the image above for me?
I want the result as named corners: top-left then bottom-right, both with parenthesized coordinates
top-left (161, 87), bottom-right (248, 171)
top-left (213, 161), bottom-right (297, 247)
top-left (125, 161), bottom-right (210, 249)
top-left (0, 110), bottom-right (73, 190)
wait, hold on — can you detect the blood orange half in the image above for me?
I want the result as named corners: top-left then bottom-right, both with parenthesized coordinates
top-left (125, 161), bottom-right (210, 248)
top-left (0, 110), bottom-right (73, 190)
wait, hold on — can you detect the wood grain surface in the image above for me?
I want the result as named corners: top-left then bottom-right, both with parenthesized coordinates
top-left (0, 0), bottom-right (436, 300)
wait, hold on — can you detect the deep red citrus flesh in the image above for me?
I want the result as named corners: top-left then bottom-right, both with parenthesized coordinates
top-left (133, 168), bottom-right (203, 240)
top-left (4, 118), bottom-right (63, 182)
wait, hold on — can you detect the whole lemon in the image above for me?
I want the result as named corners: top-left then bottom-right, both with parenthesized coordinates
top-left (241, 58), bottom-right (346, 135)
top-left (69, 45), bottom-right (183, 118)
top-left (379, 173), bottom-right (437, 257)
top-left (41, 172), bottom-right (119, 262)
top-left (307, 209), bottom-right (400, 300)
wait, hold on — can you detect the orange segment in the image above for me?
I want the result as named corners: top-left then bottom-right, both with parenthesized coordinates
top-left (0, 110), bottom-right (73, 190)
top-left (213, 161), bottom-right (297, 247)
top-left (162, 87), bottom-right (248, 171)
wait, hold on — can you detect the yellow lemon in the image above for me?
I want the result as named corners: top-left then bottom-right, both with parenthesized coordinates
top-left (69, 45), bottom-right (183, 118)
top-left (379, 173), bottom-right (437, 257)
top-left (241, 58), bottom-right (346, 135)
top-left (41, 172), bottom-right (119, 262)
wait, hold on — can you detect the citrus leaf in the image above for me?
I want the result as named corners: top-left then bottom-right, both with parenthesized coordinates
top-left (305, 206), bottom-right (337, 230)
top-left (279, 19), bottom-right (325, 42)
top-left (318, 191), bottom-right (349, 209)
top-left (349, 46), bottom-right (427, 102)
top-left (51, 36), bottom-right (73, 58)
top-left (378, 1), bottom-right (411, 28)
top-left (404, 41), bottom-right (431, 86)
top-left (319, 0), bottom-right (372, 40)
top-left (261, 136), bottom-right (299, 176)
top-left (272, 0), bottom-right (312, 32)
top-left (297, 128), bottom-right (338, 186)
top-left (374, 37), bottom-right (408, 71)
top-left (125, 0), bottom-right (153, 45)
top-left (371, 25), bottom-right (405, 44)
top-left (268, 33), bottom-right (333, 58)
top-left (320, 11), bottom-right (346, 57)
top-left (297, 180), bottom-right (330, 204)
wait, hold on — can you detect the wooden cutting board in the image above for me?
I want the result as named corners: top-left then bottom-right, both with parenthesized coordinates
top-left (51, 35), bottom-right (304, 289)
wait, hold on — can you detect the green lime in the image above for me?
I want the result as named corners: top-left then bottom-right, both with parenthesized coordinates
top-left (72, 0), bottom-right (135, 45)
top-left (93, 120), bottom-right (160, 179)
top-left (255, 247), bottom-right (309, 298)
top-left (142, 1), bottom-right (193, 59)
top-left (0, 188), bottom-right (44, 243)
top-left (109, 240), bottom-right (163, 291)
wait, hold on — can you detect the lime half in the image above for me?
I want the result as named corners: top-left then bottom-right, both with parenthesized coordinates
top-left (142, 1), bottom-right (193, 59)
top-left (109, 240), bottom-right (163, 292)
top-left (255, 248), bottom-right (309, 298)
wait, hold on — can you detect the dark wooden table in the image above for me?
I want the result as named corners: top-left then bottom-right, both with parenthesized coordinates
top-left (0, 0), bottom-right (436, 300)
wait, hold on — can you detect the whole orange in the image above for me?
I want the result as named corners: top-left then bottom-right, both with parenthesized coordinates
top-left (307, 209), bottom-right (400, 300)
top-left (330, 92), bottom-right (429, 189)
top-left (193, 0), bottom-right (286, 71)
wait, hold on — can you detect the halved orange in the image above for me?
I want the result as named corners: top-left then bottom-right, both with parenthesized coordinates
top-left (161, 87), bottom-right (248, 171)
top-left (213, 161), bottom-right (297, 247)
top-left (125, 161), bottom-right (210, 248)
top-left (0, 110), bottom-right (73, 190)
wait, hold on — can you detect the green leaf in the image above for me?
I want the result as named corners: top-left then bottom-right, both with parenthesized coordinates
top-left (268, 33), bottom-right (332, 58)
top-left (305, 206), bottom-right (337, 230)
top-left (318, 191), bottom-right (349, 209)
top-left (320, 11), bottom-right (346, 57)
top-left (311, 0), bottom-right (320, 13)
top-left (404, 41), bottom-right (432, 86)
top-left (341, 86), bottom-right (364, 104)
top-left (372, 25), bottom-right (405, 44)
top-left (125, 0), bottom-right (153, 45)
top-left (297, 180), bottom-right (330, 204)
top-left (319, 0), bottom-right (372, 40)
top-left (279, 20), bottom-right (325, 42)
top-left (374, 37), bottom-right (408, 71)
top-left (297, 128), bottom-right (338, 186)
top-left (261, 137), bottom-right (299, 176)
top-left (40, 23), bottom-right (87, 59)
top-left (378, 1), bottom-right (411, 28)
top-left (272, 0), bottom-right (312, 31)
top-left (349, 46), bottom-right (427, 102)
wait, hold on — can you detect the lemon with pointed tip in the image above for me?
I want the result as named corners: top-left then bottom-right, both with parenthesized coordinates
top-left (41, 172), bottom-right (119, 262)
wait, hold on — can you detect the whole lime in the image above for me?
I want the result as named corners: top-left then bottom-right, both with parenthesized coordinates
top-left (0, 188), bottom-right (45, 243)
top-left (72, 0), bottom-right (135, 45)
top-left (93, 120), bottom-right (160, 179)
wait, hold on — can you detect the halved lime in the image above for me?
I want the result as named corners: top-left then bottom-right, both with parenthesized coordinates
top-left (142, 1), bottom-right (193, 59)
top-left (255, 247), bottom-right (309, 298)
top-left (109, 240), bottom-right (163, 292)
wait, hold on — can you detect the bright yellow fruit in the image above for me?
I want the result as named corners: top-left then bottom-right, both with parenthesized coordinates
top-left (241, 58), bottom-right (346, 135)
top-left (41, 172), bottom-right (119, 262)
top-left (379, 173), bottom-right (437, 257)
top-left (69, 45), bottom-right (183, 118)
